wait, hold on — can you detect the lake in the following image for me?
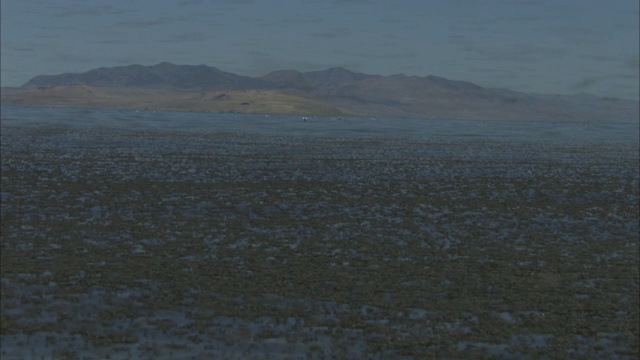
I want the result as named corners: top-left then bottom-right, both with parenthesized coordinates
top-left (1, 106), bottom-right (638, 359)
top-left (1, 106), bottom-right (638, 144)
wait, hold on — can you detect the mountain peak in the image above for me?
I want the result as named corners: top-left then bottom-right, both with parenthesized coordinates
top-left (23, 63), bottom-right (270, 90)
top-left (426, 75), bottom-right (484, 92)
top-left (303, 67), bottom-right (367, 87)
top-left (153, 61), bottom-right (177, 67)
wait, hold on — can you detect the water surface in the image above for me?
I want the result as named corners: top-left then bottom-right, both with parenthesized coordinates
top-left (1, 106), bottom-right (638, 359)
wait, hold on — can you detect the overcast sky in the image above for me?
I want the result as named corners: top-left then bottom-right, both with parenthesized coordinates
top-left (1, 0), bottom-right (638, 99)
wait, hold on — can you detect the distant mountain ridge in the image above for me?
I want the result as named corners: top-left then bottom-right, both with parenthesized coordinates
top-left (24, 62), bottom-right (273, 90)
top-left (12, 62), bottom-right (639, 122)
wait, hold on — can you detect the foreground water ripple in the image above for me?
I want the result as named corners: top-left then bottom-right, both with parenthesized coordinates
top-left (1, 109), bottom-right (638, 359)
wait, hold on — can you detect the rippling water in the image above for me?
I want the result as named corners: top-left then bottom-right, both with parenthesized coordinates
top-left (2, 106), bottom-right (638, 144)
top-left (1, 106), bottom-right (638, 359)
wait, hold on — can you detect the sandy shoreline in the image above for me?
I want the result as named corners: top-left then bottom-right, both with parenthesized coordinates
top-left (1, 126), bottom-right (638, 358)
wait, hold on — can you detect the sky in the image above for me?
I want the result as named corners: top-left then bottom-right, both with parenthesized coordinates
top-left (1, 0), bottom-right (638, 100)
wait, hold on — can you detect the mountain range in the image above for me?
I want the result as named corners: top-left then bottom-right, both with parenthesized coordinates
top-left (2, 62), bottom-right (637, 122)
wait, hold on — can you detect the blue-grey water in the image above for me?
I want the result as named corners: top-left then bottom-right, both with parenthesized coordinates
top-left (1, 106), bottom-right (638, 359)
top-left (1, 106), bottom-right (638, 144)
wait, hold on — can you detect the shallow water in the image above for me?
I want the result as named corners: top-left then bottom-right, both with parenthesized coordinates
top-left (1, 107), bottom-right (639, 358)
top-left (2, 106), bottom-right (638, 144)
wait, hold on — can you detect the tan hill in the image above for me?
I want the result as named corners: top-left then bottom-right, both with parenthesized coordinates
top-left (0, 86), bottom-right (359, 116)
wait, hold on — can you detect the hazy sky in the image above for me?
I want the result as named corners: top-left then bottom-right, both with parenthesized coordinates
top-left (1, 0), bottom-right (638, 99)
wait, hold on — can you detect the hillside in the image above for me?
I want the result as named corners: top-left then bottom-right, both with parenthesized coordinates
top-left (0, 86), bottom-right (358, 116)
top-left (3, 62), bottom-right (638, 122)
